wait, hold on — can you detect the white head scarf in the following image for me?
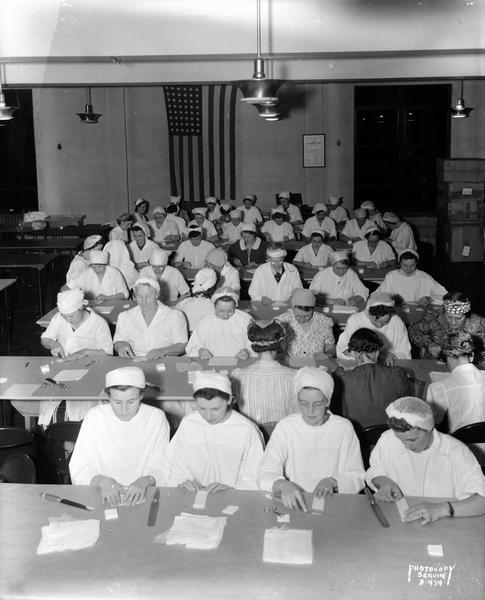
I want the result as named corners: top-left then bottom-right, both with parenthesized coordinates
top-left (329, 250), bottom-right (350, 265)
top-left (89, 250), bottom-right (109, 265)
top-left (293, 366), bottom-right (334, 401)
top-left (106, 367), bottom-right (145, 389)
top-left (312, 202), bottom-right (327, 214)
top-left (192, 268), bottom-right (217, 293)
top-left (133, 276), bottom-right (160, 294)
top-left (266, 247), bottom-right (287, 259)
top-left (211, 286), bottom-right (239, 306)
top-left (149, 249), bottom-right (171, 266)
top-left (57, 289), bottom-right (84, 314)
top-left (193, 370), bottom-right (232, 396)
top-left (83, 235), bottom-right (103, 251)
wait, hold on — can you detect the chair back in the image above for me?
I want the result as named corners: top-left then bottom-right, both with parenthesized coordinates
top-left (0, 453), bottom-right (36, 483)
top-left (359, 424), bottom-right (389, 468)
top-left (452, 422), bottom-right (485, 444)
top-left (45, 422), bottom-right (82, 484)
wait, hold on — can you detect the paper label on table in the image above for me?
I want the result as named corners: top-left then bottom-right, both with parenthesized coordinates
top-left (54, 369), bottom-right (89, 382)
top-left (263, 528), bottom-right (313, 565)
top-left (40, 364), bottom-right (51, 374)
top-left (462, 187), bottom-right (473, 196)
top-left (427, 544), bottom-right (444, 557)
top-left (0, 378), bottom-right (7, 384)
top-left (156, 363), bottom-right (166, 371)
top-left (193, 490), bottom-right (208, 510)
top-left (332, 305), bottom-right (358, 314)
top-left (187, 371), bottom-right (197, 384)
top-left (322, 307), bottom-right (330, 313)
top-left (104, 508), bottom-right (119, 520)
top-left (311, 496), bottom-right (325, 514)
top-left (396, 497), bottom-right (409, 521)
top-left (94, 306), bottom-right (113, 315)
top-left (176, 361), bottom-right (201, 372)
top-left (277, 513), bottom-right (290, 523)
top-left (221, 505), bottom-right (239, 516)
top-left (132, 357), bottom-right (147, 363)
top-left (208, 357), bottom-right (238, 367)
top-left (462, 245), bottom-right (470, 257)
top-left (3, 383), bottom-right (42, 397)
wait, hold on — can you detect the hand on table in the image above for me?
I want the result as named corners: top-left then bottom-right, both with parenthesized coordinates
top-left (235, 348), bottom-right (250, 360)
top-left (50, 343), bottom-right (66, 359)
top-left (145, 348), bottom-right (167, 361)
top-left (96, 476), bottom-right (124, 506)
top-left (261, 296), bottom-right (273, 306)
top-left (331, 298), bottom-right (346, 306)
top-left (198, 348), bottom-right (213, 360)
top-left (205, 482), bottom-right (233, 493)
top-left (313, 477), bottom-right (338, 498)
top-left (347, 296), bottom-right (362, 307)
top-left (404, 501), bottom-right (448, 525)
top-left (277, 481), bottom-right (308, 512)
top-left (93, 294), bottom-right (107, 305)
top-left (374, 478), bottom-right (403, 502)
top-left (124, 477), bottom-right (152, 506)
top-left (179, 480), bottom-right (202, 492)
top-left (117, 343), bottom-right (135, 358)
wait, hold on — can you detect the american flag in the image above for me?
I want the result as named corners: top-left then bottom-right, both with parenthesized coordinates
top-left (163, 84), bottom-right (238, 204)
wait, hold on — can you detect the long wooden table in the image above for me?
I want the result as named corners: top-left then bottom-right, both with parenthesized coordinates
top-left (0, 239), bottom-right (82, 254)
top-left (0, 225), bottom-right (109, 239)
top-left (36, 297), bottom-right (439, 331)
top-left (0, 484), bottom-right (482, 600)
top-left (0, 253), bottom-right (58, 316)
top-left (1, 356), bottom-right (448, 429)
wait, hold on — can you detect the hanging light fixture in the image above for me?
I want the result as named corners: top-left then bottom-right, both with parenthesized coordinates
top-left (450, 80), bottom-right (473, 119)
top-left (76, 87), bottom-right (102, 123)
top-left (0, 66), bottom-right (18, 122)
top-left (238, 0), bottom-right (283, 120)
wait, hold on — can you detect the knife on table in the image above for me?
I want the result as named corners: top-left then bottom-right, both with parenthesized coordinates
top-left (147, 487), bottom-right (160, 527)
top-left (40, 492), bottom-right (94, 511)
top-left (364, 485), bottom-right (390, 528)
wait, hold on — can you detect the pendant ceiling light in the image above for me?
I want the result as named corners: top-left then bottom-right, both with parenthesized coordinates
top-left (450, 80), bottom-right (473, 119)
top-left (76, 87), bottom-right (102, 124)
top-left (238, 0), bottom-right (282, 121)
top-left (0, 67), bottom-right (18, 123)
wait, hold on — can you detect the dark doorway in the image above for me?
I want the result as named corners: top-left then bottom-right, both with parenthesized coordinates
top-left (354, 84), bottom-right (451, 213)
top-left (0, 89), bottom-right (38, 212)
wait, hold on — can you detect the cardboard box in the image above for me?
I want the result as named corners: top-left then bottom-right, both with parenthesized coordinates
top-left (443, 222), bottom-right (484, 262)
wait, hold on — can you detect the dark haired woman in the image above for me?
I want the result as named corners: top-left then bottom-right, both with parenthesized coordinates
top-left (336, 291), bottom-right (411, 364)
top-left (165, 371), bottom-right (263, 491)
top-left (409, 290), bottom-right (485, 361)
top-left (332, 328), bottom-right (410, 428)
top-left (365, 396), bottom-right (485, 524)
top-left (231, 321), bottom-right (296, 425)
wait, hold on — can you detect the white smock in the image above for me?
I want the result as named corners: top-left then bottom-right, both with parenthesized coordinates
top-left (336, 311), bottom-right (411, 359)
top-left (294, 243), bottom-right (333, 267)
top-left (352, 240), bottom-right (395, 266)
top-left (261, 221), bottom-right (295, 242)
top-left (377, 269), bottom-right (447, 303)
top-left (258, 413), bottom-right (365, 494)
top-left (221, 221), bottom-right (244, 242)
top-left (113, 301), bottom-right (188, 356)
top-left (140, 265), bottom-right (190, 301)
top-left (185, 310), bottom-right (255, 357)
top-left (237, 205), bottom-right (263, 224)
top-left (389, 221), bottom-right (417, 253)
top-left (66, 255), bottom-right (90, 284)
top-left (302, 215), bottom-right (337, 239)
top-left (174, 240), bottom-right (215, 268)
top-left (177, 296), bottom-right (214, 331)
top-left (218, 263), bottom-right (241, 293)
top-left (148, 218), bottom-right (179, 243)
top-left (69, 403), bottom-right (169, 486)
top-left (166, 410), bottom-right (264, 490)
top-left (128, 239), bottom-right (160, 267)
top-left (365, 429), bottom-right (485, 499)
top-left (104, 240), bottom-right (138, 289)
top-left (309, 267), bottom-right (369, 302)
top-left (68, 266), bottom-right (129, 300)
top-left (340, 218), bottom-right (375, 240)
top-left (248, 262), bottom-right (302, 302)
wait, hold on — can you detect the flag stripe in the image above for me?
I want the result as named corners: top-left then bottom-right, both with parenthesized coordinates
top-left (218, 84), bottom-right (226, 200)
top-left (229, 85), bottom-right (237, 200)
top-left (163, 84), bottom-right (237, 204)
top-left (208, 86), bottom-right (215, 196)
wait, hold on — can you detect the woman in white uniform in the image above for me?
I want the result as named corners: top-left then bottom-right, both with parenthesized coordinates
top-left (258, 366), bottom-right (365, 511)
top-left (148, 206), bottom-right (180, 244)
top-left (66, 234), bottom-right (104, 284)
top-left (165, 371), bottom-right (264, 491)
top-left (248, 246), bottom-right (302, 305)
top-left (309, 250), bottom-right (368, 306)
top-left (65, 250), bottom-right (129, 303)
top-left (39, 289), bottom-right (112, 427)
top-left (128, 226), bottom-right (159, 270)
top-left (301, 202), bottom-right (337, 241)
top-left (176, 268), bottom-right (216, 331)
top-left (113, 276), bottom-right (188, 359)
top-left (366, 396), bottom-right (485, 524)
top-left (103, 239), bottom-right (138, 289)
top-left (293, 229), bottom-right (333, 268)
top-left (261, 208), bottom-right (295, 242)
top-left (69, 367), bottom-right (169, 505)
top-left (352, 228), bottom-right (396, 268)
top-left (185, 287), bottom-right (254, 358)
top-left (133, 197), bottom-right (151, 237)
top-left (140, 248), bottom-right (190, 302)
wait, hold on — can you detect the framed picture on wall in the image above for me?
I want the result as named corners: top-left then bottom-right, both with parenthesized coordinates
top-left (303, 134), bottom-right (325, 168)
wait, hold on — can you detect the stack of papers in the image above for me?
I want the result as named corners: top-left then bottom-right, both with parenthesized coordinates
top-left (37, 515), bottom-right (100, 555)
top-left (331, 305), bottom-right (358, 314)
top-left (263, 528), bottom-right (313, 564)
top-left (165, 513), bottom-right (227, 550)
